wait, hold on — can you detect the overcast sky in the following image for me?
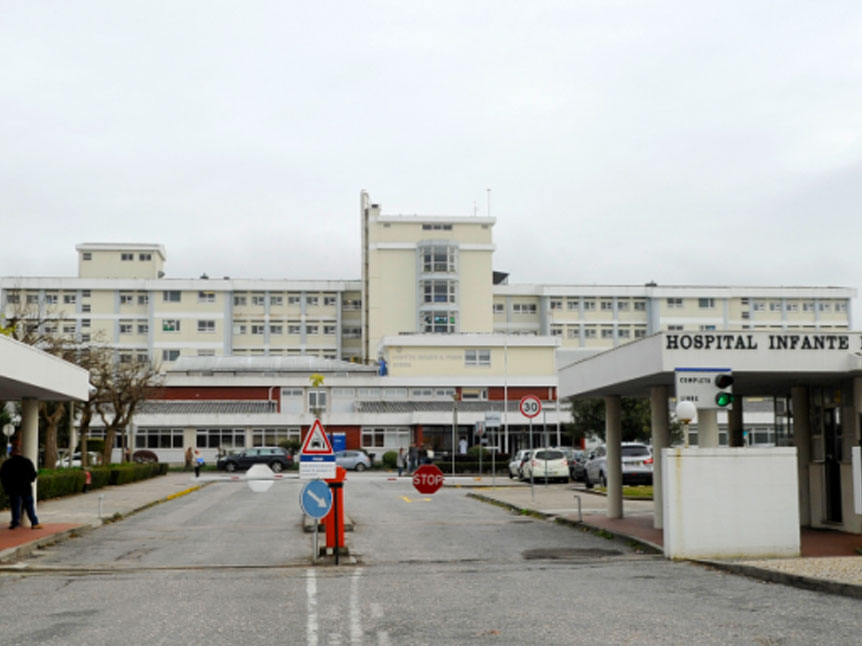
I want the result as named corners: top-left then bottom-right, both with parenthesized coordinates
top-left (2, 2), bottom-right (860, 318)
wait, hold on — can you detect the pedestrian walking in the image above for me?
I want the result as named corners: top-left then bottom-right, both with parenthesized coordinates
top-left (193, 449), bottom-right (204, 478)
top-left (396, 448), bottom-right (406, 477)
top-left (408, 443), bottom-right (418, 473)
top-left (0, 445), bottom-right (42, 530)
top-left (184, 446), bottom-right (193, 471)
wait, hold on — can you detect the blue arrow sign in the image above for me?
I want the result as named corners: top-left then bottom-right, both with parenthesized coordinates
top-left (300, 479), bottom-right (333, 519)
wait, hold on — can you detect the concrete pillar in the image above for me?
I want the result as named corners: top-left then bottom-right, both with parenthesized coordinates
top-left (650, 386), bottom-right (670, 529)
top-left (698, 408), bottom-right (719, 447)
top-left (727, 400), bottom-right (744, 447)
top-left (604, 395), bottom-right (623, 519)
top-left (791, 386), bottom-right (811, 526)
top-left (21, 398), bottom-right (39, 504)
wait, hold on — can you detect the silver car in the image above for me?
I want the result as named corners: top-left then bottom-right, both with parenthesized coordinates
top-left (508, 449), bottom-right (532, 479)
top-left (335, 450), bottom-right (372, 471)
top-left (584, 442), bottom-right (653, 488)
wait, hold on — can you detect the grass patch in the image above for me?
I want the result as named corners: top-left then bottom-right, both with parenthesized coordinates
top-left (595, 485), bottom-right (653, 500)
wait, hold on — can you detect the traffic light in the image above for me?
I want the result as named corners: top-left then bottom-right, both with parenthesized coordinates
top-left (714, 373), bottom-right (734, 407)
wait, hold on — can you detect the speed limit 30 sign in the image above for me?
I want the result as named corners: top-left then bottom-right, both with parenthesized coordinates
top-left (519, 395), bottom-right (542, 418)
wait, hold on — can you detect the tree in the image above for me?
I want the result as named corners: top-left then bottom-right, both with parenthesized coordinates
top-left (93, 357), bottom-right (163, 465)
top-left (567, 396), bottom-right (652, 444)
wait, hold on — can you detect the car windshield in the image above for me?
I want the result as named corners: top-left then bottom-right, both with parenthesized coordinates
top-left (622, 446), bottom-right (650, 457)
top-left (534, 450), bottom-right (564, 461)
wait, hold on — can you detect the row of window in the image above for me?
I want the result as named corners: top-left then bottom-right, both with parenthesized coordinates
top-left (81, 252), bottom-right (152, 262)
top-left (550, 325), bottom-right (648, 340)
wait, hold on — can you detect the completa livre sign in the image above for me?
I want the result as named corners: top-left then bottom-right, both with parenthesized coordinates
top-left (665, 333), bottom-right (857, 351)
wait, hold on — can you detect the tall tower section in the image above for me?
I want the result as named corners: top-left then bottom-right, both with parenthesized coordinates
top-left (361, 191), bottom-right (495, 362)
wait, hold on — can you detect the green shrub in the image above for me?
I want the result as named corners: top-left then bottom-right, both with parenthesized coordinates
top-left (381, 450), bottom-right (398, 468)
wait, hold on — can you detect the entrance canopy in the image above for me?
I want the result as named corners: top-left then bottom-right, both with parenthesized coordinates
top-left (0, 335), bottom-right (90, 401)
top-left (559, 331), bottom-right (862, 399)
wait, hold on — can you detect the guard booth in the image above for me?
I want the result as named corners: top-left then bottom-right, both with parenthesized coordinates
top-left (558, 331), bottom-right (862, 559)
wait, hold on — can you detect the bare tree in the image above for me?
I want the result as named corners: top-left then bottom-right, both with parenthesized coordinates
top-left (94, 358), bottom-right (163, 465)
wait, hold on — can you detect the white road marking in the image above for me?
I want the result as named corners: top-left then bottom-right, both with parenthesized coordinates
top-left (350, 568), bottom-right (364, 644)
top-left (307, 569), bottom-right (318, 646)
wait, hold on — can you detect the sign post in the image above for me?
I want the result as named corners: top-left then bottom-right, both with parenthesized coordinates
top-left (300, 419), bottom-right (336, 479)
top-left (300, 479), bottom-right (333, 563)
top-left (519, 396), bottom-right (542, 501)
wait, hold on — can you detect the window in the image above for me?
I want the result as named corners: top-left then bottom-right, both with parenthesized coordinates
top-left (421, 280), bottom-right (456, 304)
top-left (82, 290), bottom-right (91, 298)
top-left (27, 294), bottom-right (39, 304)
top-left (421, 245), bottom-right (456, 273)
top-left (251, 323), bottom-right (265, 335)
top-left (306, 324), bottom-right (319, 335)
top-left (601, 328), bottom-right (614, 338)
top-left (698, 298), bottom-right (715, 308)
top-left (550, 326), bottom-right (563, 336)
top-left (836, 302), bottom-right (847, 312)
top-left (82, 252), bottom-right (92, 261)
top-left (196, 428), bottom-right (245, 450)
top-left (138, 293), bottom-right (149, 305)
top-left (634, 328), bottom-right (646, 338)
top-left (6, 293), bottom-right (20, 304)
top-left (465, 349), bottom-right (491, 366)
top-left (550, 300), bottom-right (562, 310)
top-left (633, 300), bottom-right (646, 311)
top-left (288, 324), bottom-right (301, 335)
top-left (324, 325), bottom-right (337, 335)
top-left (618, 328), bottom-right (631, 338)
top-left (306, 296), bottom-right (319, 306)
top-left (617, 301), bottom-right (630, 311)
top-left (197, 320), bottom-right (216, 333)
top-left (138, 323), bottom-right (149, 334)
top-left (288, 295), bottom-right (301, 305)
top-left (121, 253), bottom-right (134, 261)
top-left (252, 294), bottom-right (266, 306)
top-left (308, 390), bottom-right (327, 412)
top-left (119, 322), bottom-right (133, 335)
top-left (584, 327), bottom-right (597, 338)
top-left (753, 301), bottom-right (765, 311)
top-left (139, 253), bottom-right (152, 261)
top-left (270, 324), bottom-right (283, 335)
top-left (234, 295), bottom-right (247, 306)
top-left (601, 301), bottom-right (613, 311)
top-left (232, 322), bottom-right (247, 335)
top-left (667, 298), bottom-right (683, 309)
top-left (120, 292), bottom-right (134, 304)
top-left (513, 303), bottom-right (537, 315)
top-left (136, 428), bottom-right (185, 450)
top-left (583, 300), bottom-right (596, 311)
top-left (741, 312), bottom-right (750, 320)
top-left (769, 302), bottom-right (782, 312)
top-left (699, 325), bottom-right (717, 331)
top-left (163, 319), bottom-right (180, 332)
top-left (162, 349), bottom-right (180, 361)
top-left (668, 325), bottom-right (683, 331)
top-left (45, 294), bottom-right (58, 304)
top-left (270, 295), bottom-right (283, 306)
top-left (343, 298), bottom-right (360, 310)
top-left (567, 328), bottom-right (579, 338)
top-left (493, 303), bottom-right (504, 314)
top-left (198, 291), bottom-right (216, 303)
top-left (803, 302), bottom-right (814, 312)
top-left (63, 324), bottom-right (76, 334)
top-left (567, 300), bottom-right (579, 311)
top-left (421, 311), bottom-right (456, 333)
top-left (81, 304), bottom-right (91, 313)
top-left (786, 303), bottom-right (798, 312)
top-left (819, 302), bottom-right (832, 312)
top-left (80, 333), bottom-right (90, 343)
top-left (81, 319), bottom-right (91, 328)
top-left (163, 291), bottom-right (181, 302)
top-left (198, 349), bottom-right (215, 357)
top-left (343, 326), bottom-right (361, 338)
top-left (421, 224), bottom-right (453, 231)
top-left (324, 296), bottom-right (337, 307)
top-left (119, 353), bottom-right (133, 364)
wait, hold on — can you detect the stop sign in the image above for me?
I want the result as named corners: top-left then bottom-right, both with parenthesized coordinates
top-left (412, 463), bottom-right (445, 494)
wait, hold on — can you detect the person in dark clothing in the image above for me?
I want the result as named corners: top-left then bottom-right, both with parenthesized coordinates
top-left (0, 446), bottom-right (41, 530)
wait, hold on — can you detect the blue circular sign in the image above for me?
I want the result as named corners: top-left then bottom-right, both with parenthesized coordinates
top-left (300, 479), bottom-right (333, 519)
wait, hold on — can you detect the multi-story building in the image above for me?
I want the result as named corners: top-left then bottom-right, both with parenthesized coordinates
top-left (1, 192), bottom-right (855, 461)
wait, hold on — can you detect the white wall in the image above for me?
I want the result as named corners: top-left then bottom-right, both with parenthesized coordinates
top-left (662, 447), bottom-right (800, 559)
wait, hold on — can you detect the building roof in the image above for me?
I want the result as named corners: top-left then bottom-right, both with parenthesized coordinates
top-left (168, 355), bottom-right (377, 375)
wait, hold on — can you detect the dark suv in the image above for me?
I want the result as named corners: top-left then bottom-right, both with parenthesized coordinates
top-left (216, 447), bottom-right (294, 473)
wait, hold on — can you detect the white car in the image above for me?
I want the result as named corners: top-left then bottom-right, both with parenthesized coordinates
top-left (521, 448), bottom-right (569, 483)
top-left (584, 442), bottom-right (653, 488)
top-left (508, 449), bottom-right (532, 479)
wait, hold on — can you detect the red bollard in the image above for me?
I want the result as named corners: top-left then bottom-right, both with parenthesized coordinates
top-left (324, 466), bottom-right (347, 562)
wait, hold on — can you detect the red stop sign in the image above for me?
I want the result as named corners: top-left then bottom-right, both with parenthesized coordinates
top-left (412, 464), bottom-right (445, 495)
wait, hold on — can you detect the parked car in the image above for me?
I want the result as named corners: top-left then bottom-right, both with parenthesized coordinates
top-left (335, 450), bottom-right (372, 471)
top-left (217, 447), bottom-right (294, 473)
top-left (567, 449), bottom-right (587, 482)
top-left (584, 442), bottom-right (653, 488)
top-left (508, 449), bottom-right (532, 479)
top-left (55, 451), bottom-right (101, 468)
top-left (521, 448), bottom-right (569, 483)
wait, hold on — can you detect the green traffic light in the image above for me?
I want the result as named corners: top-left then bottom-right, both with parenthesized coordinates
top-left (715, 392), bottom-right (733, 407)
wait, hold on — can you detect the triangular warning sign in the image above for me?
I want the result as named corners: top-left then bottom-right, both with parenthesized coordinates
top-left (300, 419), bottom-right (334, 455)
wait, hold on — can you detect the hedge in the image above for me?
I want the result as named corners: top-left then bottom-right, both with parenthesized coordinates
top-left (0, 462), bottom-right (169, 510)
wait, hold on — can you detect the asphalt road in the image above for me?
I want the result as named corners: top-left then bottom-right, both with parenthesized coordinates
top-left (1, 474), bottom-right (860, 645)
